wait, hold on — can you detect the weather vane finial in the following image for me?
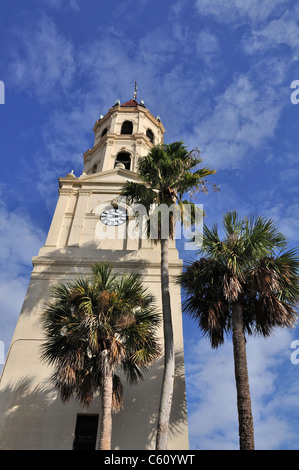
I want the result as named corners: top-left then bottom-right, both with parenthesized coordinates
top-left (133, 81), bottom-right (137, 101)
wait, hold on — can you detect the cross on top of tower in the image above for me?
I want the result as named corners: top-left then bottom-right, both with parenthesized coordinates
top-left (120, 82), bottom-right (142, 107)
top-left (133, 81), bottom-right (137, 100)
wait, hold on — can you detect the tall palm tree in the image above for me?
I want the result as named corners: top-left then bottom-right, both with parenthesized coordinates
top-left (179, 211), bottom-right (299, 450)
top-left (41, 262), bottom-right (161, 450)
top-left (121, 142), bottom-right (215, 449)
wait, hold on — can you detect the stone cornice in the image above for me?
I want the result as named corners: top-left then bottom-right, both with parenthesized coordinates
top-left (92, 104), bottom-right (165, 134)
top-left (58, 167), bottom-right (142, 190)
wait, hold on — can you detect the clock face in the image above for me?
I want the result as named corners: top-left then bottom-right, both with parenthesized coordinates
top-left (100, 207), bottom-right (127, 226)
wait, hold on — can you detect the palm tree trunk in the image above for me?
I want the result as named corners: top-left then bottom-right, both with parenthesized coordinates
top-left (98, 366), bottom-right (113, 450)
top-left (156, 237), bottom-right (175, 450)
top-left (232, 302), bottom-right (255, 450)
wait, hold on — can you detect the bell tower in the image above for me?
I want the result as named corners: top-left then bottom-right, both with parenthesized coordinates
top-left (0, 94), bottom-right (189, 450)
top-left (84, 97), bottom-right (165, 174)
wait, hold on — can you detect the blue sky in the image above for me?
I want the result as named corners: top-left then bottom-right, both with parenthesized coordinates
top-left (1, 0), bottom-right (299, 450)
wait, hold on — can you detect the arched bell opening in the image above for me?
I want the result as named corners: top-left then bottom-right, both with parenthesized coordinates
top-left (114, 152), bottom-right (131, 170)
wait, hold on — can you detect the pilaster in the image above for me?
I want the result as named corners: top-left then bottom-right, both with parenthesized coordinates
top-left (67, 190), bottom-right (90, 246)
top-left (44, 189), bottom-right (71, 247)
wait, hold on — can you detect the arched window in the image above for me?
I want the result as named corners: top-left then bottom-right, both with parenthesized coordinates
top-left (146, 129), bottom-right (154, 144)
top-left (121, 121), bottom-right (133, 134)
top-left (114, 152), bottom-right (131, 170)
top-left (101, 128), bottom-right (108, 137)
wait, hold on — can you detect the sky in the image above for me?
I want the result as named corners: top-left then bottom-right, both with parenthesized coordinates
top-left (0, 0), bottom-right (299, 451)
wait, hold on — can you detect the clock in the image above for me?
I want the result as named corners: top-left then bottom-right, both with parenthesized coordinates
top-left (100, 207), bottom-right (127, 226)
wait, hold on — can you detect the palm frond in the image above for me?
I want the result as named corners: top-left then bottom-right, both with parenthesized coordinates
top-left (179, 211), bottom-right (299, 343)
top-left (40, 262), bottom-right (161, 407)
top-left (179, 258), bottom-right (230, 348)
top-left (91, 262), bottom-right (116, 290)
top-left (242, 214), bottom-right (287, 261)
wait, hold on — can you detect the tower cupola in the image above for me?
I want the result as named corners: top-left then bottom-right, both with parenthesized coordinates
top-left (83, 95), bottom-right (165, 175)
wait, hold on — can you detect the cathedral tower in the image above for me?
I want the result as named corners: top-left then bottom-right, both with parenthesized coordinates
top-left (0, 94), bottom-right (189, 450)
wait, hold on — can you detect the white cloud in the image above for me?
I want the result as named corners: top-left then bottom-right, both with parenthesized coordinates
top-left (34, 97), bottom-right (101, 210)
top-left (244, 9), bottom-right (299, 56)
top-left (8, 15), bottom-right (76, 101)
top-left (260, 201), bottom-right (299, 244)
top-left (196, 30), bottom-right (220, 66)
top-left (0, 204), bottom-right (45, 273)
top-left (0, 202), bottom-right (46, 353)
top-left (188, 75), bottom-right (283, 169)
top-left (195, 0), bottom-right (286, 26)
top-left (186, 339), bottom-right (238, 449)
top-left (139, 28), bottom-right (178, 66)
